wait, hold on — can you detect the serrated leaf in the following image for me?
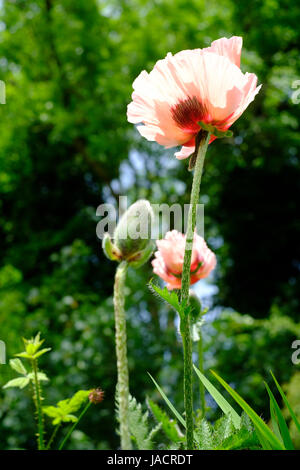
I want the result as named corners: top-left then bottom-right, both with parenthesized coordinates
top-left (3, 377), bottom-right (30, 389)
top-left (148, 280), bottom-right (192, 320)
top-left (43, 390), bottom-right (90, 425)
top-left (195, 418), bottom-right (213, 449)
top-left (128, 395), bottom-right (153, 450)
top-left (43, 406), bottom-right (60, 419)
top-left (53, 414), bottom-right (77, 426)
top-left (148, 398), bottom-right (183, 443)
top-left (9, 358), bottom-right (27, 375)
top-left (218, 427), bottom-right (260, 450)
top-left (240, 411), bottom-right (254, 432)
top-left (213, 415), bottom-right (236, 447)
top-left (210, 370), bottom-right (285, 450)
top-left (63, 390), bottom-right (90, 413)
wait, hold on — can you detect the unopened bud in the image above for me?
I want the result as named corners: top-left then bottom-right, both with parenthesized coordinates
top-left (103, 200), bottom-right (154, 268)
top-left (89, 388), bottom-right (105, 404)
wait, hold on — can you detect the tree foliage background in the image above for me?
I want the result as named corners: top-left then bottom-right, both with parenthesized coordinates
top-left (0, 0), bottom-right (299, 449)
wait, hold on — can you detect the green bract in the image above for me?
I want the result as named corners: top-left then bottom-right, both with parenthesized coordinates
top-left (198, 121), bottom-right (233, 138)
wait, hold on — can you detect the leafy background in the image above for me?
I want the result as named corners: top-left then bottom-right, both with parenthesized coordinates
top-left (0, 0), bottom-right (299, 449)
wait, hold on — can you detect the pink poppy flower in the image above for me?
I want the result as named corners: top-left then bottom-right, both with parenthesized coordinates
top-left (152, 230), bottom-right (216, 290)
top-left (127, 36), bottom-right (261, 160)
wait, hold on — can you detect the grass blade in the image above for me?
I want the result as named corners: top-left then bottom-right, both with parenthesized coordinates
top-left (264, 381), bottom-right (294, 449)
top-left (148, 373), bottom-right (186, 428)
top-left (193, 365), bottom-right (241, 429)
top-left (270, 371), bottom-right (300, 435)
top-left (210, 370), bottom-right (285, 450)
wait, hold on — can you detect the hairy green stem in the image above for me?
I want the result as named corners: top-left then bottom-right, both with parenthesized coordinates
top-left (198, 335), bottom-right (206, 417)
top-left (59, 401), bottom-right (91, 450)
top-left (31, 359), bottom-right (45, 450)
top-left (114, 261), bottom-right (132, 450)
top-left (180, 131), bottom-right (210, 449)
top-left (46, 423), bottom-right (61, 450)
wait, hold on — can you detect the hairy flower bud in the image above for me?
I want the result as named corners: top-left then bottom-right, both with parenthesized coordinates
top-left (111, 200), bottom-right (154, 268)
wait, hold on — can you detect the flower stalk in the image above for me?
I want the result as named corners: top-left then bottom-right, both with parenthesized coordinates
top-left (180, 130), bottom-right (210, 449)
top-left (59, 401), bottom-right (92, 450)
top-left (197, 333), bottom-right (206, 417)
top-left (114, 261), bottom-right (132, 450)
top-left (46, 423), bottom-right (61, 450)
top-left (31, 358), bottom-right (45, 450)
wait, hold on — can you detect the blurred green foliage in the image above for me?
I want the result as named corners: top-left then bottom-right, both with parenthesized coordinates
top-left (0, 0), bottom-right (299, 449)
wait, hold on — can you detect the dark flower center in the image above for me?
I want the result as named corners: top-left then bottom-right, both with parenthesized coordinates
top-left (171, 96), bottom-right (208, 132)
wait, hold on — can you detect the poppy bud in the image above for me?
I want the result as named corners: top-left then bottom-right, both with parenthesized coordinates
top-left (112, 200), bottom-right (154, 268)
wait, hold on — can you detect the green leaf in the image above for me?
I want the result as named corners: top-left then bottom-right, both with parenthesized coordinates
top-left (63, 390), bottom-right (90, 412)
top-left (148, 280), bottom-right (191, 320)
top-left (270, 371), bottom-right (300, 435)
top-left (27, 371), bottom-right (49, 382)
top-left (194, 418), bottom-right (213, 449)
top-left (43, 406), bottom-right (60, 419)
top-left (127, 395), bottom-right (156, 450)
top-left (193, 365), bottom-right (241, 429)
top-left (264, 381), bottom-right (294, 450)
top-left (3, 377), bottom-right (30, 389)
top-left (32, 348), bottom-right (51, 359)
top-left (213, 414), bottom-right (236, 447)
top-left (218, 427), bottom-right (260, 450)
top-left (43, 390), bottom-right (90, 425)
top-left (148, 373), bottom-right (186, 428)
top-left (210, 370), bottom-right (285, 450)
top-left (9, 358), bottom-right (27, 375)
top-left (15, 352), bottom-right (34, 359)
top-left (14, 333), bottom-right (51, 360)
top-left (147, 398), bottom-right (183, 444)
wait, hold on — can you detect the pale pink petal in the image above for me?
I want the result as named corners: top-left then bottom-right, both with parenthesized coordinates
top-left (169, 50), bottom-right (248, 123)
top-left (226, 74), bottom-right (262, 127)
top-left (204, 36), bottom-right (243, 67)
top-left (175, 145), bottom-right (195, 160)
